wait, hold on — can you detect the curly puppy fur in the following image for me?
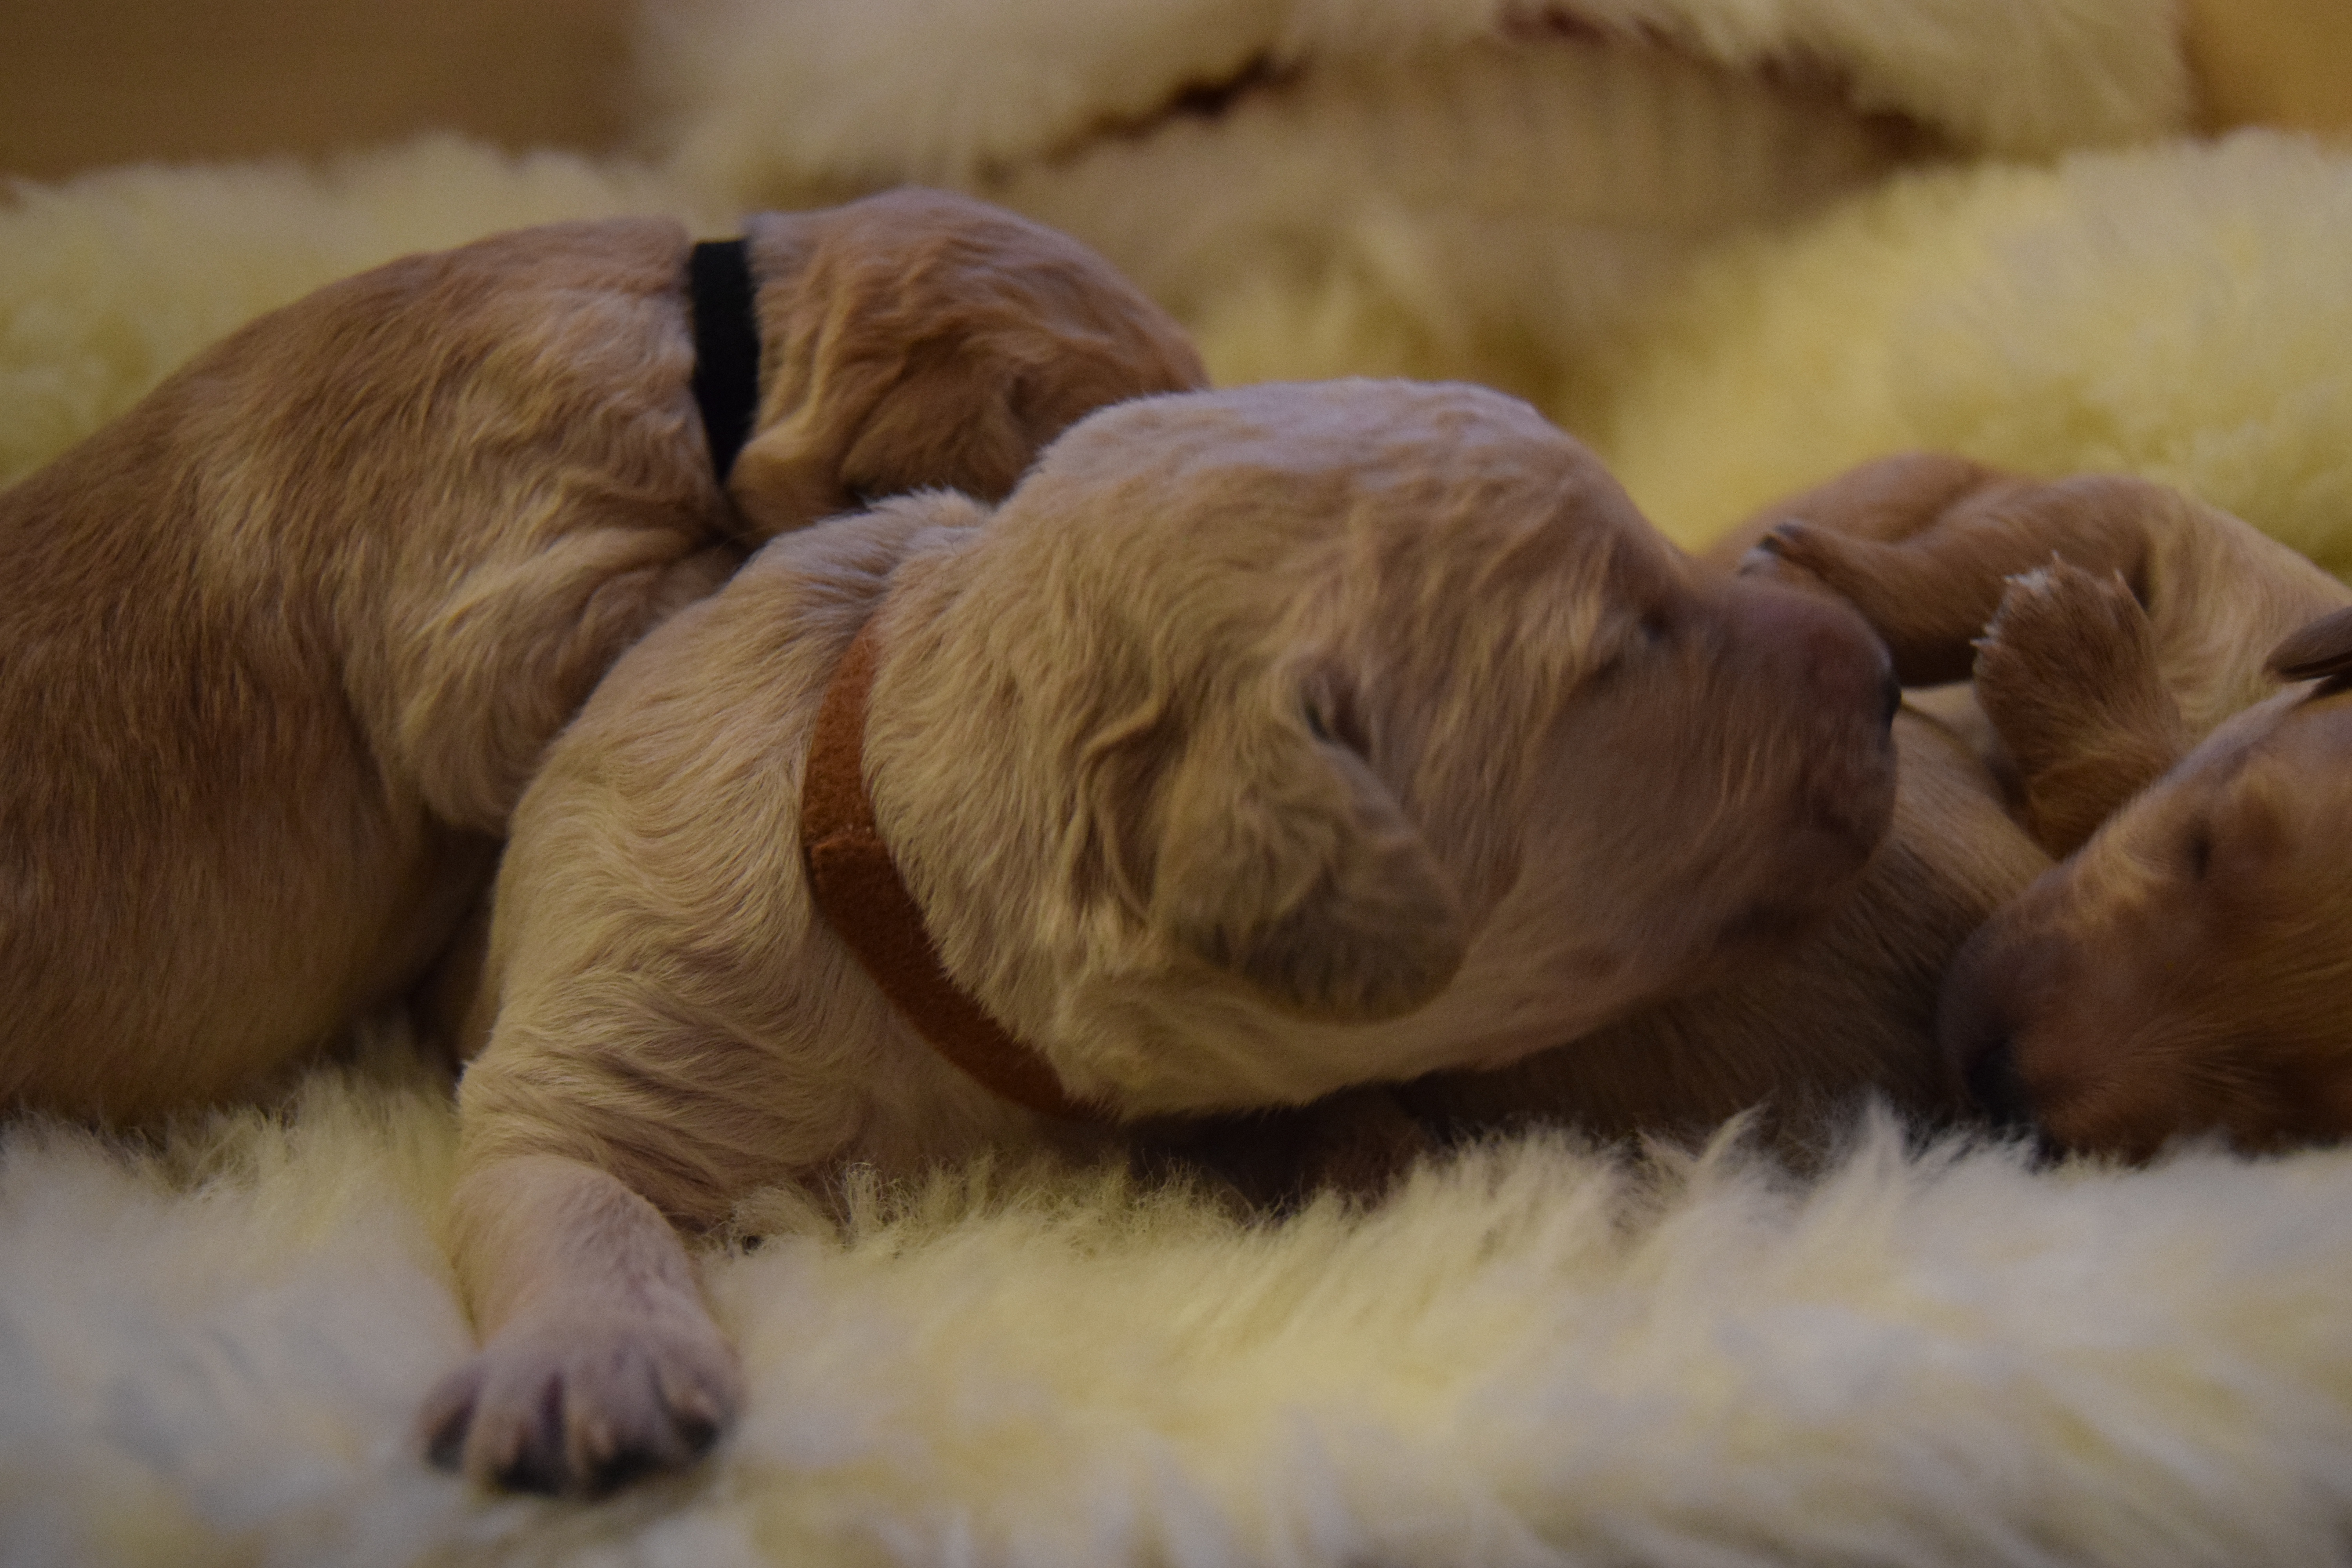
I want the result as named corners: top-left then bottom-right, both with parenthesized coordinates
top-left (425, 379), bottom-right (1903, 1495)
top-left (0, 188), bottom-right (1203, 1125)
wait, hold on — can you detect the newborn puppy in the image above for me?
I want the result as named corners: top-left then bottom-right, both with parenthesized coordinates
top-left (1942, 631), bottom-right (2352, 1159)
top-left (0, 187), bottom-right (1202, 1125)
top-left (426, 379), bottom-right (1902, 1494)
top-left (1745, 454), bottom-right (2352, 1157)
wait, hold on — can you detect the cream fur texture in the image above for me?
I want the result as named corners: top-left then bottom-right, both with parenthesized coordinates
top-left (1588, 131), bottom-right (2352, 570)
top-left (645, 0), bottom-right (2185, 185)
top-left (641, 0), bottom-right (2186, 405)
top-left (8, 1041), bottom-right (2352, 1565)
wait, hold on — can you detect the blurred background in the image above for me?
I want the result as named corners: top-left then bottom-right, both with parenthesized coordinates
top-left (0, 0), bottom-right (639, 179)
top-left (0, 0), bottom-right (2346, 183)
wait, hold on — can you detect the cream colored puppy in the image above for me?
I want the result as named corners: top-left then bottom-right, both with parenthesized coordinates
top-left (0, 187), bottom-right (1203, 1125)
top-left (427, 379), bottom-right (1903, 1494)
top-left (1739, 455), bottom-right (2352, 1156)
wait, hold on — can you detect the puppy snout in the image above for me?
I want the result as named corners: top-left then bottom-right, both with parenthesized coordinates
top-left (1718, 578), bottom-right (1899, 849)
top-left (1722, 577), bottom-right (1899, 733)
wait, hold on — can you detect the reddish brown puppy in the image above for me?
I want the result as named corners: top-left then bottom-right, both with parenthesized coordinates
top-left (1748, 453), bottom-right (2352, 1157)
top-left (1942, 610), bottom-right (2352, 1158)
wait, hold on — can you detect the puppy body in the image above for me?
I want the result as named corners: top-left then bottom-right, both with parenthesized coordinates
top-left (0, 189), bottom-right (1203, 1124)
top-left (431, 379), bottom-right (1904, 1492)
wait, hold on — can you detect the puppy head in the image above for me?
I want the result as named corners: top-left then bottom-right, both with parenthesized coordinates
top-left (1941, 633), bottom-right (2352, 1159)
top-left (729, 189), bottom-right (1205, 535)
top-left (872, 381), bottom-right (1900, 1109)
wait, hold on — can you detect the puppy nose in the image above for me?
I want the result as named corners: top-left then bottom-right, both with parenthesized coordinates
top-left (1722, 578), bottom-right (1897, 727)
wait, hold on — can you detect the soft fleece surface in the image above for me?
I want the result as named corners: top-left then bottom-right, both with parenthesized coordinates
top-left (11, 6), bottom-right (2352, 1564)
top-left (10, 1038), bottom-right (2352, 1568)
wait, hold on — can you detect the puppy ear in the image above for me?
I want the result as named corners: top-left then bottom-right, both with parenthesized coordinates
top-left (725, 320), bottom-right (901, 539)
top-left (729, 331), bottom-right (1039, 538)
top-left (1123, 677), bottom-right (1468, 1023)
top-left (2267, 606), bottom-right (2352, 686)
top-left (727, 193), bottom-right (1204, 543)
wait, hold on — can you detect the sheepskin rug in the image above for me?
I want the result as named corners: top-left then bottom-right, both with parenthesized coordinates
top-left (9, 1034), bottom-right (2352, 1568)
top-left (10, 4), bottom-right (2352, 1563)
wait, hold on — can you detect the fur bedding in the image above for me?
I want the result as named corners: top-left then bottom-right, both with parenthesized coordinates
top-left (9, 1), bottom-right (2352, 1562)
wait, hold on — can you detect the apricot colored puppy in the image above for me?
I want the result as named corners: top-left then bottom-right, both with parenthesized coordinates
top-left (1941, 604), bottom-right (2352, 1158)
top-left (0, 187), bottom-right (1203, 1125)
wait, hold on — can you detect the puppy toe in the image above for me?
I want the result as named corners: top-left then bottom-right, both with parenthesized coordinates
top-left (1737, 521), bottom-right (1832, 584)
top-left (421, 1315), bottom-right (740, 1497)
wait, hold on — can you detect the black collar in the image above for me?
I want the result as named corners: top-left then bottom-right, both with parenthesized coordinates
top-left (687, 238), bottom-right (762, 482)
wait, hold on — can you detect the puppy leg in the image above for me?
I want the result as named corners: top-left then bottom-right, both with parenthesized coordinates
top-left (421, 1153), bottom-right (741, 1496)
top-left (1733, 462), bottom-right (2161, 685)
top-left (1974, 562), bottom-right (2190, 857)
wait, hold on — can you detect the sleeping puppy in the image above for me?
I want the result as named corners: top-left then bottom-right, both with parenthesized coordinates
top-left (0, 187), bottom-right (1203, 1126)
top-left (1743, 456), bottom-right (2352, 1158)
top-left (424, 379), bottom-right (1904, 1494)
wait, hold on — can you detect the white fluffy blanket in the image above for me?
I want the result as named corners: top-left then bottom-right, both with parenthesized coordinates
top-left (11, 1039), bottom-right (2352, 1567)
top-left (9, 4), bottom-right (2352, 1562)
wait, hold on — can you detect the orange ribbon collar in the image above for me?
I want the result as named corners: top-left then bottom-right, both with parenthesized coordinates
top-left (798, 619), bottom-right (1105, 1122)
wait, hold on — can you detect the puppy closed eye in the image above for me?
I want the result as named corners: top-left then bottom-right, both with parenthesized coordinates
top-left (1300, 680), bottom-right (1372, 757)
top-left (1584, 611), bottom-right (1674, 688)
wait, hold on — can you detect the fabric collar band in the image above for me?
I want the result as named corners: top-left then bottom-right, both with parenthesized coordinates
top-left (799, 619), bottom-right (1108, 1122)
top-left (687, 238), bottom-right (761, 482)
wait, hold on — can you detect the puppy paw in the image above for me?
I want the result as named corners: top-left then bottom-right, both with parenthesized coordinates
top-left (1975, 559), bottom-right (2166, 743)
top-left (421, 1308), bottom-right (741, 1497)
top-left (1978, 554), bottom-right (2134, 669)
top-left (1735, 521), bottom-right (1840, 591)
top-left (1739, 521), bottom-right (1983, 685)
top-left (1976, 558), bottom-right (2186, 853)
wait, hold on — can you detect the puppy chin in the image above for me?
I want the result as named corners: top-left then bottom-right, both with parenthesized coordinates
top-left (1717, 755), bottom-right (1899, 958)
